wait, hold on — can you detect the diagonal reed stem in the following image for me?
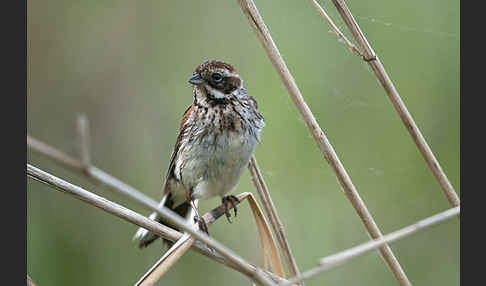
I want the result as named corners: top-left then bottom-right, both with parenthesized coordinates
top-left (281, 206), bottom-right (459, 285)
top-left (307, 0), bottom-right (362, 58)
top-left (135, 224), bottom-right (198, 286)
top-left (326, 0), bottom-right (459, 207)
top-left (248, 156), bottom-right (303, 283)
top-left (27, 164), bottom-right (282, 286)
top-left (236, 0), bottom-right (410, 285)
top-left (137, 234), bottom-right (196, 286)
top-left (28, 135), bottom-right (161, 211)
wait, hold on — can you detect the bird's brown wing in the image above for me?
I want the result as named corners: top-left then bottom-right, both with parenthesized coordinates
top-left (162, 104), bottom-right (194, 194)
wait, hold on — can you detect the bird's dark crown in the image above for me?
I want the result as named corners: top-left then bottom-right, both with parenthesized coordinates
top-left (195, 60), bottom-right (236, 74)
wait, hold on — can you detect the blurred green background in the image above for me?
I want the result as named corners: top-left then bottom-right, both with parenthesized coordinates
top-left (27, 0), bottom-right (459, 285)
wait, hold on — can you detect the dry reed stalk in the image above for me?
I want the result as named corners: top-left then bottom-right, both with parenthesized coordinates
top-left (248, 156), bottom-right (302, 282)
top-left (27, 164), bottom-right (278, 286)
top-left (134, 191), bottom-right (287, 286)
top-left (326, 0), bottom-right (459, 207)
top-left (236, 0), bottom-right (410, 285)
top-left (135, 201), bottom-right (201, 286)
top-left (282, 206), bottom-right (460, 285)
top-left (28, 136), bottom-right (83, 171)
top-left (28, 135), bottom-right (161, 211)
top-left (136, 231), bottom-right (196, 286)
top-left (307, 0), bottom-right (362, 58)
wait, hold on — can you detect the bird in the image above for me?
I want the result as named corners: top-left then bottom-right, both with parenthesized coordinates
top-left (133, 60), bottom-right (265, 248)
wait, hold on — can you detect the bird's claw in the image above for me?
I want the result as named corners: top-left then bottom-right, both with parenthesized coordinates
top-left (194, 215), bottom-right (210, 235)
top-left (222, 195), bottom-right (240, 224)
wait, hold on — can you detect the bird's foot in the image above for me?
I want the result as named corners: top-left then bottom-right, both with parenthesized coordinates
top-left (194, 215), bottom-right (210, 235)
top-left (222, 195), bottom-right (240, 223)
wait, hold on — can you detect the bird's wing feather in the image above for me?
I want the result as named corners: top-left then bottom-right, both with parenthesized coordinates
top-left (163, 104), bottom-right (194, 194)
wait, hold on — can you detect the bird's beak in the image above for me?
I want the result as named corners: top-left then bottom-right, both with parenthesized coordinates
top-left (188, 73), bottom-right (204, 85)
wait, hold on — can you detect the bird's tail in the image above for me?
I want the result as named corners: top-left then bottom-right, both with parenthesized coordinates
top-left (132, 193), bottom-right (191, 248)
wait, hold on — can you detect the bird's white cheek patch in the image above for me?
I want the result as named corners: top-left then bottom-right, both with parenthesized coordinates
top-left (206, 85), bottom-right (225, 99)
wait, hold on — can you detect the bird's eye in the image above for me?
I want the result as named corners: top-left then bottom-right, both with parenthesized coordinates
top-left (212, 73), bottom-right (223, 82)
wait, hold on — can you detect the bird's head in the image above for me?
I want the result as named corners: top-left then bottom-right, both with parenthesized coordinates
top-left (189, 60), bottom-right (243, 100)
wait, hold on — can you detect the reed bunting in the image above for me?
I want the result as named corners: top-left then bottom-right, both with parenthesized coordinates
top-left (133, 60), bottom-right (265, 247)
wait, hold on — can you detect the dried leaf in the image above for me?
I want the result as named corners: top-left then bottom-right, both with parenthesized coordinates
top-left (239, 192), bottom-right (286, 278)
